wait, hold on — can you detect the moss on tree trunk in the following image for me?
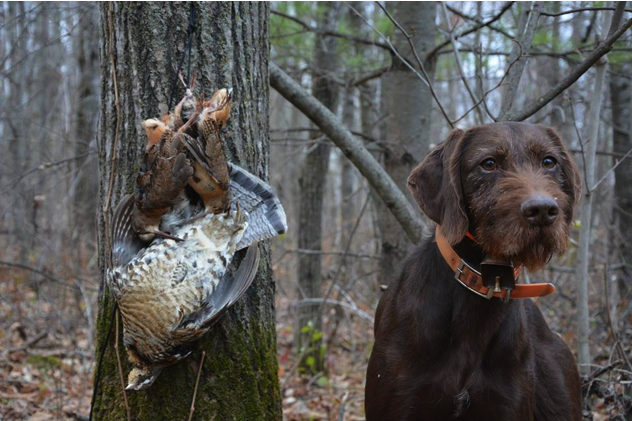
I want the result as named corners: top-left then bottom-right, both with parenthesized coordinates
top-left (92, 3), bottom-right (281, 419)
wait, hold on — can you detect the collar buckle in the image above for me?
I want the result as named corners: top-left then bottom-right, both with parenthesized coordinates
top-left (454, 260), bottom-right (494, 300)
top-left (436, 225), bottom-right (554, 300)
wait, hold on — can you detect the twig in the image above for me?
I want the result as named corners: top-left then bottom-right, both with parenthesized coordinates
top-left (434, 45), bottom-right (632, 59)
top-left (1, 151), bottom-right (94, 192)
top-left (370, 2), bottom-right (454, 128)
top-left (568, 97), bottom-right (591, 190)
top-left (317, 194), bottom-right (371, 321)
top-left (591, 146), bottom-right (632, 191)
top-left (271, 9), bottom-right (391, 51)
top-left (445, 4), bottom-right (514, 40)
top-left (603, 259), bottom-right (632, 373)
top-left (454, 41), bottom-right (523, 124)
top-left (440, 2), bottom-right (486, 124)
top-left (188, 351), bottom-right (206, 421)
top-left (351, 65), bottom-right (390, 86)
top-left (540, 6), bottom-right (632, 17)
top-left (271, 127), bottom-right (378, 144)
top-left (426, 2), bottom-right (515, 60)
top-left (115, 310), bottom-right (131, 421)
top-left (504, 18), bottom-right (632, 121)
top-left (453, 81), bottom-right (502, 124)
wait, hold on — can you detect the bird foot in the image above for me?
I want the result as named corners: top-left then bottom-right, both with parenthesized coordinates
top-left (151, 230), bottom-right (184, 242)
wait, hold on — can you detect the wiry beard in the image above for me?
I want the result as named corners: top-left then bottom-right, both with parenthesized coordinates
top-left (474, 222), bottom-right (569, 271)
top-left (468, 170), bottom-right (572, 272)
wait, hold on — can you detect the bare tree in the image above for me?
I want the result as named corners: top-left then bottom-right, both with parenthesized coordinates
top-left (295, 1), bottom-right (341, 375)
top-left (375, 1), bottom-right (436, 285)
top-left (575, 2), bottom-right (624, 375)
top-left (610, 62), bottom-right (632, 322)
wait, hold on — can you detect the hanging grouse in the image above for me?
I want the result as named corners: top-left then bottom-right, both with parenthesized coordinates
top-left (108, 88), bottom-right (287, 391)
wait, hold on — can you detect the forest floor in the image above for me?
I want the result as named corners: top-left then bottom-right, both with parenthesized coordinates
top-left (0, 262), bottom-right (630, 420)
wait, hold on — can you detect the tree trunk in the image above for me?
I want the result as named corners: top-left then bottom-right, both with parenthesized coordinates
top-left (575, 5), bottom-right (616, 376)
top-left (376, 1), bottom-right (435, 286)
top-left (7, 1), bottom-right (29, 264)
top-left (610, 62), bottom-right (632, 326)
top-left (498, 2), bottom-right (541, 121)
top-left (72, 4), bottom-right (99, 252)
top-left (91, 3), bottom-right (281, 419)
top-left (339, 84), bottom-right (358, 280)
top-left (295, 2), bottom-right (341, 375)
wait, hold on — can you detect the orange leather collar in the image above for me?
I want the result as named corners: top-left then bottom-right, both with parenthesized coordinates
top-left (435, 226), bottom-right (556, 300)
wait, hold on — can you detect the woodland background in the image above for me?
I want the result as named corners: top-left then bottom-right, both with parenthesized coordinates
top-left (0, 1), bottom-right (631, 420)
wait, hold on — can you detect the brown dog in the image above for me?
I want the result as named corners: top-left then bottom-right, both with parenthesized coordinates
top-left (365, 122), bottom-right (583, 420)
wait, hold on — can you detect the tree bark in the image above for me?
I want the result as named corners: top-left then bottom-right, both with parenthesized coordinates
top-left (376, 1), bottom-right (435, 286)
top-left (7, 1), bottom-right (29, 264)
top-left (92, 3), bottom-right (281, 419)
top-left (72, 4), bottom-right (99, 247)
top-left (609, 62), bottom-right (631, 328)
top-left (295, 1), bottom-right (341, 375)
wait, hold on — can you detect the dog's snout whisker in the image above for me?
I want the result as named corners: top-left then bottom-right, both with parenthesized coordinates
top-left (520, 195), bottom-right (559, 226)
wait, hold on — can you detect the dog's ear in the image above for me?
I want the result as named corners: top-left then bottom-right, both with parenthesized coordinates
top-left (407, 129), bottom-right (469, 244)
top-left (545, 127), bottom-right (582, 211)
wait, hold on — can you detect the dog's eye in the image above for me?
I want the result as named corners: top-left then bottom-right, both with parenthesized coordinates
top-left (542, 157), bottom-right (557, 169)
top-left (480, 158), bottom-right (497, 171)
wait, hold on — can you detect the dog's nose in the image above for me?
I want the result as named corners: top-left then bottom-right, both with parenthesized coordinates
top-left (520, 196), bottom-right (559, 226)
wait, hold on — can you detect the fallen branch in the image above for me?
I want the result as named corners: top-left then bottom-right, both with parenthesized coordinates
top-left (292, 248), bottom-right (381, 260)
top-left (295, 298), bottom-right (374, 324)
top-left (582, 361), bottom-right (622, 385)
top-left (0, 260), bottom-right (95, 291)
top-left (270, 62), bottom-right (424, 243)
top-left (8, 332), bottom-right (47, 353)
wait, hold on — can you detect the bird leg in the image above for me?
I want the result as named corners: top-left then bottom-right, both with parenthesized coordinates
top-left (171, 210), bottom-right (213, 229)
top-left (144, 229), bottom-right (184, 242)
top-left (178, 99), bottom-right (204, 134)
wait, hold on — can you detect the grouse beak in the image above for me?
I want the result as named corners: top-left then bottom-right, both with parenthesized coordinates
top-left (126, 366), bottom-right (163, 391)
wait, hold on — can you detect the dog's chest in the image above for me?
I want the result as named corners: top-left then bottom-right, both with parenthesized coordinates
top-left (390, 297), bottom-right (534, 419)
